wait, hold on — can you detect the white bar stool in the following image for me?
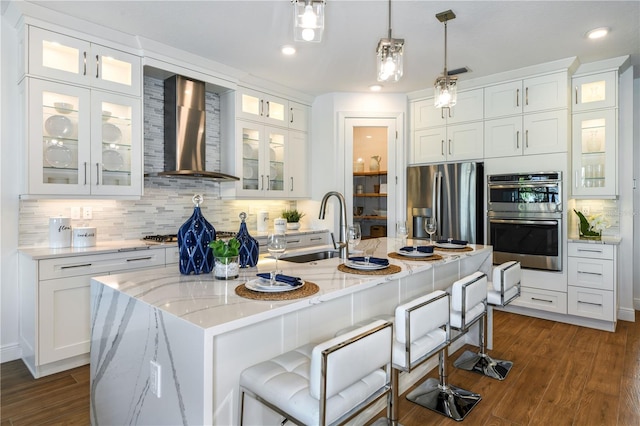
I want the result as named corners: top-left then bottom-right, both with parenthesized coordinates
top-left (401, 290), bottom-right (482, 422)
top-left (239, 319), bottom-right (393, 426)
top-left (453, 261), bottom-right (521, 380)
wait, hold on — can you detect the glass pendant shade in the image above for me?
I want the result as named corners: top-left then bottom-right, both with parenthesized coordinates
top-left (376, 39), bottom-right (404, 82)
top-left (293, 0), bottom-right (325, 42)
top-left (434, 75), bottom-right (457, 108)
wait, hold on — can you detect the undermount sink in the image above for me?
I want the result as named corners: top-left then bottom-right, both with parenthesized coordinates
top-left (280, 250), bottom-right (339, 263)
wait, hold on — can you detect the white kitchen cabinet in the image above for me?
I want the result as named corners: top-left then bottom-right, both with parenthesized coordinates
top-left (571, 109), bottom-right (617, 198)
top-left (23, 78), bottom-right (142, 197)
top-left (484, 72), bottom-right (569, 118)
top-left (567, 242), bottom-right (617, 323)
top-left (236, 88), bottom-right (288, 127)
top-left (27, 26), bottom-right (141, 96)
top-left (286, 130), bottom-right (309, 198)
top-left (412, 88), bottom-right (483, 128)
top-left (412, 121), bottom-right (483, 164)
top-left (288, 101), bottom-right (310, 132)
top-left (572, 71), bottom-right (617, 112)
top-left (19, 248), bottom-right (166, 378)
top-left (484, 109), bottom-right (568, 158)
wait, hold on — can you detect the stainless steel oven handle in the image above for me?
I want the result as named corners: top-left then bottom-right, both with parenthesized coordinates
top-left (489, 219), bottom-right (559, 226)
top-left (488, 183), bottom-right (560, 189)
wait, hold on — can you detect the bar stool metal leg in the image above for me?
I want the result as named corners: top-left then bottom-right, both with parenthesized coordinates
top-left (453, 314), bottom-right (513, 380)
top-left (406, 347), bottom-right (481, 421)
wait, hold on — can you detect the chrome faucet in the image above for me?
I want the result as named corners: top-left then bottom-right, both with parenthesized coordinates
top-left (319, 191), bottom-right (349, 260)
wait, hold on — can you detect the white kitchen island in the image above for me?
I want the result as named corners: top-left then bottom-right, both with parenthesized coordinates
top-left (90, 239), bottom-right (492, 425)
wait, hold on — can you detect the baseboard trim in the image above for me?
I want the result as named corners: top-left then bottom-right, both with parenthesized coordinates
top-left (618, 307), bottom-right (636, 322)
top-left (1, 343), bottom-right (22, 363)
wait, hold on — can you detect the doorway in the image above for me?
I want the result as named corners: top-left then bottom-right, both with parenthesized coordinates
top-left (342, 115), bottom-right (403, 239)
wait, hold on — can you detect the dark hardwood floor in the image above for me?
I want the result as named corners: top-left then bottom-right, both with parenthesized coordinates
top-left (2, 310), bottom-right (639, 425)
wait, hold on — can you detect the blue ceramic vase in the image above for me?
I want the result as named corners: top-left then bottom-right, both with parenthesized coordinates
top-left (236, 212), bottom-right (259, 268)
top-left (178, 195), bottom-right (216, 274)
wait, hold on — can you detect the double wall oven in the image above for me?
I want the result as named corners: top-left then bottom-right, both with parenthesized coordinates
top-left (487, 172), bottom-right (562, 271)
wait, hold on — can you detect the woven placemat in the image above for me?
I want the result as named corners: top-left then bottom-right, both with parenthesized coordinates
top-left (337, 263), bottom-right (402, 275)
top-left (387, 252), bottom-right (444, 262)
top-left (433, 246), bottom-right (474, 252)
top-left (235, 281), bottom-right (319, 301)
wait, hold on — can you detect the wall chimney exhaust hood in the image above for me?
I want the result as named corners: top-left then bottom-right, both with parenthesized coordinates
top-left (151, 75), bottom-right (239, 181)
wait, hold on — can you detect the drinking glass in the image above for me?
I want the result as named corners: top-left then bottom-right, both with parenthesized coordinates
top-left (267, 233), bottom-right (287, 282)
top-left (347, 224), bottom-right (362, 252)
top-left (425, 217), bottom-right (437, 244)
top-left (396, 220), bottom-right (409, 247)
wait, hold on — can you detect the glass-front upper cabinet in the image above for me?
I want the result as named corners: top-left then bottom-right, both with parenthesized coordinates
top-left (572, 109), bottom-right (617, 197)
top-left (572, 71), bottom-right (616, 112)
top-left (237, 121), bottom-right (287, 198)
top-left (236, 89), bottom-right (288, 127)
top-left (25, 78), bottom-right (141, 197)
top-left (27, 26), bottom-right (141, 96)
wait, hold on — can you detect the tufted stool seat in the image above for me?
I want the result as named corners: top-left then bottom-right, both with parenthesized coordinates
top-left (239, 319), bottom-right (393, 426)
top-left (453, 262), bottom-right (521, 380)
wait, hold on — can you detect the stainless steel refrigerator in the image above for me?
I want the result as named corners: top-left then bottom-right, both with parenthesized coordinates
top-left (406, 162), bottom-right (484, 243)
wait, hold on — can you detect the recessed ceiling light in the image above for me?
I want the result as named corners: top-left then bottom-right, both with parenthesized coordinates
top-left (369, 84), bottom-right (383, 92)
top-left (281, 45), bottom-right (296, 55)
top-left (586, 27), bottom-right (609, 39)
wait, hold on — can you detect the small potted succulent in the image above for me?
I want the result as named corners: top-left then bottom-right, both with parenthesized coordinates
top-left (281, 209), bottom-right (305, 230)
top-left (209, 238), bottom-right (240, 279)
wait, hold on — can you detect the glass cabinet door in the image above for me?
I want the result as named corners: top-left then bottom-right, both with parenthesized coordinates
top-left (239, 122), bottom-right (263, 196)
top-left (28, 79), bottom-right (91, 195)
top-left (91, 44), bottom-right (141, 96)
top-left (237, 90), bottom-right (288, 126)
top-left (91, 92), bottom-right (141, 196)
top-left (572, 72), bottom-right (616, 112)
top-left (572, 109), bottom-right (616, 197)
top-left (266, 128), bottom-right (286, 196)
top-left (29, 27), bottom-right (91, 85)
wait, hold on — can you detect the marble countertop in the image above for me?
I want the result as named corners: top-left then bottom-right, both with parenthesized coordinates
top-left (19, 228), bottom-right (329, 260)
top-left (567, 235), bottom-right (621, 245)
top-left (91, 238), bottom-right (492, 335)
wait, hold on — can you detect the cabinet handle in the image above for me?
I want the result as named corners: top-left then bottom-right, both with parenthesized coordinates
top-left (440, 108), bottom-right (445, 120)
top-left (531, 297), bottom-right (553, 303)
top-left (95, 55), bottom-right (99, 78)
top-left (287, 239), bottom-right (301, 244)
top-left (290, 107), bottom-right (294, 124)
top-left (447, 107), bottom-right (452, 118)
top-left (578, 300), bottom-right (603, 307)
top-left (441, 140), bottom-right (445, 156)
top-left (575, 87), bottom-right (579, 104)
top-left (84, 162), bottom-right (88, 185)
top-left (260, 175), bottom-right (264, 190)
top-left (577, 248), bottom-right (604, 254)
top-left (448, 139), bottom-right (452, 155)
top-left (61, 263), bottom-right (92, 270)
top-left (266, 175), bottom-right (270, 190)
top-left (516, 130), bottom-right (520, 149)
top-left (577, 270), bottom-right (603, 276)
top-left (260, 99), bottom-right (264, 117)
top-left (525, 87), bottom-right (529, 105)
top-left (525, 130), bottom-right (529, 148)
top-left (83, 52), bottom-right (87, 76)
top-left (310, 237), bottom-right (323, 241)
top-left (96, 162), bottom-right (100, 185)
top-left (516, 88), bottom-right (519, 107)
top-left (126, 256), bottom-right (153, 262)
top-left (290, 177), bottom-right (294, 192)
top-left (265, 101), bottom-right (270, 118)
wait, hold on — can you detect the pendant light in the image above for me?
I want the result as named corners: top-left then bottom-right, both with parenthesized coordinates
top-left (434, 10), bottom-right (457, 108)
top-left (376, 0), bottom-right (404, 82)
top-left (292, 0), bottom-right (326, 43)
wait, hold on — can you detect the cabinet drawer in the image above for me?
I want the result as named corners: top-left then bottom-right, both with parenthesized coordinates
top-left (165, 247), bottom-right (180, 265)
top-left (568, 243), bottom-right (613, 259)
top-left (39, 249), bottom-right (165, 280)
top-left (568, 257), bottom-right (614, 290)
top-left (511, 287), bottom-right (567, 314)
top-left (568, 286), bottom-right (614, 321)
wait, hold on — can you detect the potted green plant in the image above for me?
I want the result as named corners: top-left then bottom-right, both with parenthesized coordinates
top-left (574, 209), bottom-right (608, 240)
top-left (281, 209), bottom-right (305, 230)
top-left (209, 238), bottom-right (240, 279)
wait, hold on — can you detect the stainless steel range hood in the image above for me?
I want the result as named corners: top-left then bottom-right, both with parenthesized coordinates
top-left (153, 75), bottom-right (239, 181)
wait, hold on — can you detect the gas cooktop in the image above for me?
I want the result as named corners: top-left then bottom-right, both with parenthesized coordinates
top-left (142, 231), bottom-right (236, 244)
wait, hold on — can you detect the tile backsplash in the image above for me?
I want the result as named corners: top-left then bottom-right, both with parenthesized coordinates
top-left (18, 76), bottom-right (292, 247)
top-left (570, 199), bottom-right (620, 237)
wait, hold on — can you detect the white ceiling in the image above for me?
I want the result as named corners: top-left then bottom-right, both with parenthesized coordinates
top-left (21, 0), bottom-right (640, 96)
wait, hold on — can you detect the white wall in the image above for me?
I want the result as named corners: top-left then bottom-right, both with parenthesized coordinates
top-left (633, 76), bottom-right (640, 311)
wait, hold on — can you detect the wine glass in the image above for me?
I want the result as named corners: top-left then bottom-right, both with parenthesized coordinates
top-left (267, 233), bottom-right (287, 283)
top-left (425, 217), bottom-right (437, 244)
top-left (396, 220), bottom-right (409, 247)
top-left (347, 224), bottom-right (362, 252)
